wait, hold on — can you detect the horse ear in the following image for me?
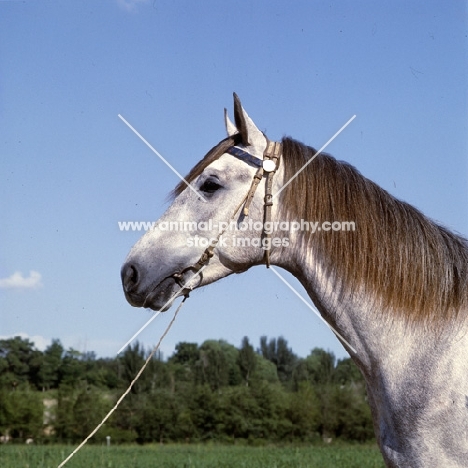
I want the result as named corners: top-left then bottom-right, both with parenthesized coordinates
top-left (231, 93), bottom-right (268, 159)
top-left (232, 93), bottom-right (266, 151)
top-left (233, 92), bottom-right (250, 145)
top-left (224, 108), bottom-right (238, 137)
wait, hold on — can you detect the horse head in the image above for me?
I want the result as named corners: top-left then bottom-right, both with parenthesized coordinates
top-left (121, 94), bottom-right (286, 311)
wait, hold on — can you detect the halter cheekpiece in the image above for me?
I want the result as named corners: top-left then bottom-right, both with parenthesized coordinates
top-left (224, 140), bottom-right (282, 266)
top-left (174, 140), bottom-right (282, 296)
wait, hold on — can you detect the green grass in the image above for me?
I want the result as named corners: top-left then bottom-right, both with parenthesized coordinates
top-left (0, 443), bottom-right (385, 468)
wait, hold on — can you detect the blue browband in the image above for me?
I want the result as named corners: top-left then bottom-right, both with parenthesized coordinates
top-left (226, 146), bottom-right (263, 168)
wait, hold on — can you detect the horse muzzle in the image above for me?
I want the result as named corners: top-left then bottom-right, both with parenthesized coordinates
top-left (121, 262), bottom-right (182, 311)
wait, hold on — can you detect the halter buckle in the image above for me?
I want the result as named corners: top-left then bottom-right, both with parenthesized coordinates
top-left (264, 193), bottom-right (273, 206)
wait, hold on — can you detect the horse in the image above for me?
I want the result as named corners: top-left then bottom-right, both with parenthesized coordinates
top-left (121, 94), bottom-right (468, 467)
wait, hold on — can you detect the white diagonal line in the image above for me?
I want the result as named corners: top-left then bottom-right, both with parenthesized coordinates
top-left (118, 114), bottom-right (207, 202)
top-left (273, 114), bottom-right (356, 199)
top-left (269, 266), bottom-right (357, 354)
top-left (117, 266), bottom-right (207, 355)
top-left (117, 311), bottom-right (163, 356)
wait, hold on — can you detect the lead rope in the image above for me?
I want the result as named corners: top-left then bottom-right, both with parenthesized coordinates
top-left (57, 297), bottom-right (186, 468)
top-left (58, 144), bottom-right (280, 467)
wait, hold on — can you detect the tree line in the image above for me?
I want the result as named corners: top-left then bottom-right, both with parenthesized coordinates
top-left (0, 335), bottom-right (374, 444)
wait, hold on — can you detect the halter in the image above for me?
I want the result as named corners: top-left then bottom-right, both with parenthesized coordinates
top-left (172, 140), bottom-right (282, 295)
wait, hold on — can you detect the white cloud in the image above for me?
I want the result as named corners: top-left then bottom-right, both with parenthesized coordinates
top-left (0, 333), bottom-right (51, 351)
top-left (116, 0), bottom-right (150, 13)
top-left (0, 271), bottom-right (43, 290)
top-left (27, 334), bottom-right (51, 351)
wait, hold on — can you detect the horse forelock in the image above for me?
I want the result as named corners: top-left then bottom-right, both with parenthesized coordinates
top-left (279, 136), bottom-right (468, 327)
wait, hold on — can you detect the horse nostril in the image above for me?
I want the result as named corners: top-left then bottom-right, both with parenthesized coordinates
top-left (122, 263), bottom-right (139, 292)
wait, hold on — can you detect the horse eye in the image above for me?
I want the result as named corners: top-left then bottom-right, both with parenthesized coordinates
top-left (200, 179), bottom-right (222, 194)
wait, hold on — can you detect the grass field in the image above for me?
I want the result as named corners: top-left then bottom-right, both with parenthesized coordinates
top-left (0, 443), bottom-right (385, 468)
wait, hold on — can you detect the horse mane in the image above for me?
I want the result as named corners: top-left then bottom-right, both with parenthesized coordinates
top-left (173, 134), bottom-right (468, 326)
top-left (280, 137), bottom-right (468, 326)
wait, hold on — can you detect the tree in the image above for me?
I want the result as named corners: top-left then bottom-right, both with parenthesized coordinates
top-left (326, 383), bottom-right (374, 441)
top-left (250, 381), bottom-right (291, 440)
top-left (171, 342), bottom-right (199, 366)
top-left (59, 348), bottom-right (85, 385)
top-left (55, 384), bottom-right (79, 441)
top-left (119, 342), bottom-right (146, 394)
top-left (188, 384), bottom-right (221, 440)
top-left (0, 333), bottom-right (376, 444)
top-left (169, 342), bottom-right (200, 388)
top-left (38, 339), bottom-right (64, 390)
top-left (95, 358), bottom-right (122, 389)
top-left (259, 336), bottom-right (298, 385)
top-left (197, 340), bottom-right (242, 390)
top-left (217, 386), bottom-right (259, 439)
top-left (0, 337), bottom-right (42, 389)
top-left (251, 354), bottom-right (279, 384)
top-left (287, 383), bottom-right (321, 441)
top-left (72, 387), bottom-right (108, 440)
top-left (333, 357), bottom-right (364, 385)
top-left (237, 337), bottom-right (256, 386)
top-left (119, 341), bottom-right (167, 394)
top-left (293, 348), bottom-right (337, 438)
top-left (294, 348), bottom-right (336, 387)
top-left (197, 341), bottom-right (230, 391)
top-left (55, 383), bottom-right (110, 442)
top-left (0, 389), bottom-right (43, 440)
top-left (133, 389), bottom-right (179, 443)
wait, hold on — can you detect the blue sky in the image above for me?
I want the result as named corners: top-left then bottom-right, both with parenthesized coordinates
top-left (1, 0), bottom-right (467, 360)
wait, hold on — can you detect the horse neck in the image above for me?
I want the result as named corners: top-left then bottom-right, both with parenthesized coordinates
top-left (275, 244), bottom-right (372, 362)
top-left (275, 233), bottom-right (468, 367)
top-left (276, 236), bottom-right (468, 466)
